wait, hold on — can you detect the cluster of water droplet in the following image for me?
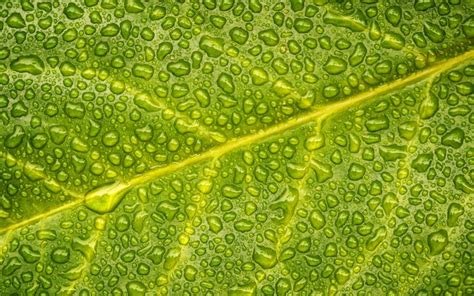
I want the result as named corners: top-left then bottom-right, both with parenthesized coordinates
top-left (0, 0), bottom-right (472, 295)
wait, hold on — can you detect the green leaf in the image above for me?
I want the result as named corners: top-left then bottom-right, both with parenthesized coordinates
top-left (0, 1), bottom-right (473, 295)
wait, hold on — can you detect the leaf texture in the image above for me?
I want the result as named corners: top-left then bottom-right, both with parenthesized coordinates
top-left (0, 0), bottom-right (473, 295)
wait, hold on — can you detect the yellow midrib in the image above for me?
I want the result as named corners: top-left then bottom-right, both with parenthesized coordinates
top-left (126, 49), bottom-right (474, 187)
top-left (0, 49), bottom-right (473, 235)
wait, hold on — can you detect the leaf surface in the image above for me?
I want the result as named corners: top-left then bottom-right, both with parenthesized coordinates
top-left (0, 1), bottom-right (473, 295)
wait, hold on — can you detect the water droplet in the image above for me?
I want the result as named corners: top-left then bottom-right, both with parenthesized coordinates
top-left (349, 43), bottom-right (367, 66)
top-left (365, 115), bottom-right (389, 132)
top-left (19, 245), bottom-right (40, 263)
top-left (294, 18), bottom-right (313, 33)
top-left (10, 55), bottom-right (44, 75)
top-left (132, 63), bottom-right (154, 80)
top-left (414, 0), bottom-right (435, 11)
top-left (63, 3), bottom-right (84, 20)
top-left (85, 182), bottom-right (130, 214)
top-left (253, 245), bottom-right (277, 269)
top-left (324, 56), bottom-right (347, 74)
top-left (102, 131), bottom-right (120, 147)
top-left (167, 60), bottom-right (191, 77)
top-left (348, 163), bottom-right (366, 180)
top-left (447, 203), bottom-right (464, 227)
top-left (217, 73), bottom-right (235, 94)
top-left (2, 257), bottom-right (21, 276)
top-left (126, 281), bottom-right (147, 296)
top-left (428, 229), bottom-right (448, 255)
top-left (366, 226), bottom-right (387, 251)
top-left (199, 35), bottom-right (224, 58)
top-left (51, 247), bottom-right (70, 264)
top-left (423, 22), bottom-right (446, 43)
top-left (250, 67), bottom-right (269, 85)
top-left (229, 27), bottom-right (249, 45)
top-left (441, 128), bottom-right (464, 148)
top-left (309, 210), bottom-right (326, 230)
top-left (5, 125), bottom-right (25, 148)
top-left (6, 13), bottom-right (26, 28)
top-left (124, 0), bottom-right (145, 13)
top-left (222, 184), bottom-right (242, 198)
top-left (207, 216), bottom-right (223, 233)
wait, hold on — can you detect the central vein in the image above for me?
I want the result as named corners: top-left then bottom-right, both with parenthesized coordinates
top-left (1, 49), bottom-right (473, 234)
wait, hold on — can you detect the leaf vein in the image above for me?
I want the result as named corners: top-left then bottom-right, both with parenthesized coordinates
top-left (1, 49), bottom-right (472, 234)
